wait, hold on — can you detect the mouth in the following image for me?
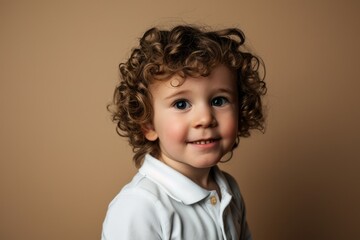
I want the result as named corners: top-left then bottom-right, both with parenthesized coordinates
top-left (187, 138), bottom-right (220, 145)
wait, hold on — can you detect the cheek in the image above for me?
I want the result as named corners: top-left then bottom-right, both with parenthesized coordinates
top-left (157, 116), bottom-right (188, 142)
top-left (220, 112), bottom-right (238, 138)
top-left (224, 121), bottom-right (237, 137)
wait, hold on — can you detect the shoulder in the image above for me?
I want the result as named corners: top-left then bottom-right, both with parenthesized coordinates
top-left (102, 173), bottom-right (169, 240)
top-left (107, 172), bottom-right (170, 214)
top-left (221, 171), bottom-right (242, 195)
top-left (120, 172), bottom-right (165, 201)
top-left (221, 171), bottom-right (238, 186)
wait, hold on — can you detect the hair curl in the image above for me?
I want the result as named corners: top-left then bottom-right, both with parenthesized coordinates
top-left (108, 25), bottom-right (267, 167)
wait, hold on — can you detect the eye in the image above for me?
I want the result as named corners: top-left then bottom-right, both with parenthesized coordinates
top-left (211, 96), bottom-right (229, 107)
top-left (173, 99), bottom-right (191, 110)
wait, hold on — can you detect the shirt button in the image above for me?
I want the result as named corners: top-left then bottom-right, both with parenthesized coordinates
top-left (210, 196), bottom-right (217, 205)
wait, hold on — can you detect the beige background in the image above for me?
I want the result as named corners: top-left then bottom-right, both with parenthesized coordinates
top-left (1, 0), bottom-right (359, 239)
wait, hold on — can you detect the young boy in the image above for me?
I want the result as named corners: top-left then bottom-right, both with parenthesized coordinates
top-left (102, 25), bottom-right (266, 240)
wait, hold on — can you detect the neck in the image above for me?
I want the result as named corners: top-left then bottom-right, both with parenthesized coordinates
top-left (162, 158), bottom-right (219, 192)
top-left (158, 154), bottom-right (220, 194)
top-left (187, 167), bottom-right (213, 189)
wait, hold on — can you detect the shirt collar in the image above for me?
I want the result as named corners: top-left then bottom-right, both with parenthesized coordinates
top-left (139, 154), bottom-right (233, 205)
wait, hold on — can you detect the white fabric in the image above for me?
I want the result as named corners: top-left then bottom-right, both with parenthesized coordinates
top-left (101, 154), bottom-right (252, 240)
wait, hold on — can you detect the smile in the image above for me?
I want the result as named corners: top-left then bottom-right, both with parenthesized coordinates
top-left (188, 139), bottom-right (219, 145)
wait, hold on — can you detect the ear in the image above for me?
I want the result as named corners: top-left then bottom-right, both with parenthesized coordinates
top-left (142, 123), bottom-right (158, 141)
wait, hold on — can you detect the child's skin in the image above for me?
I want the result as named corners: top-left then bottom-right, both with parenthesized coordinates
top-left (143, 64), bottom-right (239, 197)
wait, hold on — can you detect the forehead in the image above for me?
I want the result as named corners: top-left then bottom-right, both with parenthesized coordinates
top-left (149, 65), bottom-right (237, 95)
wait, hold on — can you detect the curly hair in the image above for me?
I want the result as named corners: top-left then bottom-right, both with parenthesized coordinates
top-left (108, 25), bottom-right (267, 167)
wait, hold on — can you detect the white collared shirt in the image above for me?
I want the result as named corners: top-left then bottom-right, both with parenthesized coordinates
top-left (102, 154), bottom-right (252, 240)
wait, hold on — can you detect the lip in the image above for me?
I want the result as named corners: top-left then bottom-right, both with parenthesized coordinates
top-left (187, 139), bottom-right (219, 144)
top-left (187, 138), bottom-right (221, 148)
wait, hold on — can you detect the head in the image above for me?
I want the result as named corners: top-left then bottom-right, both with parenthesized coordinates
top-left (109, 25), bottom-right (267, 167)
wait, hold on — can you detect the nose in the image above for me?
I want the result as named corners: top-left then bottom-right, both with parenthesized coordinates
top-left (192, 104), bottom-right (217, 128)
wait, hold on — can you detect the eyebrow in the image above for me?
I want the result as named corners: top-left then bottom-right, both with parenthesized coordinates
top-left (164, 90), bottom-right (191, 100)
top-left (163, 87), bottom-right (236, 100)
top-left (217, 88), bottom-right (236, 95)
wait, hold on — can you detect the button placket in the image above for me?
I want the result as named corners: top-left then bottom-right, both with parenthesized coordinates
top-left (204, 191), bottom-right (222, 239)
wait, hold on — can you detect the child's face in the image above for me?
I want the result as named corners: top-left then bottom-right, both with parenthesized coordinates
top-left (144, 65), bottom-right (239, 176)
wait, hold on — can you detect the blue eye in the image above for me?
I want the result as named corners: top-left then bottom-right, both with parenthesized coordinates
top-left (211, 97), bottom-right (228, 107)
top-left (173, 100), bottom-right (191, 110)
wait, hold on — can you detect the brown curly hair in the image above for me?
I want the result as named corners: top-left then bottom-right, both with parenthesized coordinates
top-left (108, 25), bottom-right (267, 167)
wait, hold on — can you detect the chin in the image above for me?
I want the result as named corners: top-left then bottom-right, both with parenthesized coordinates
top-left (193, 158), bottom-right (221, 168)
